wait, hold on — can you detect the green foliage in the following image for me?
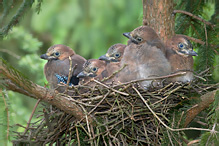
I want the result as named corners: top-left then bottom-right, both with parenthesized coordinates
top-left (200, 132), bottom-right (219, 146)
top-left (2, 26), bottom-right (45, 85)
top-left (0, 0), bottom-right (43, 39)
top-left (8, 27), bottom-right (42, 53)
top-left (207, 90), bottom-right (219, 126)
top-left (213, 55), bottom-right (219, 81)
top-left (35, 0), bottom-right (43, 14)
top-left (0, 90), bottom-right (9, 146)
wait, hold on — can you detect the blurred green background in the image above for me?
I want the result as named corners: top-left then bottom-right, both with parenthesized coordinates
top-left (0, 0), bottom-right (142, 145)
top-left (0, 0), bottom-right (218, 145)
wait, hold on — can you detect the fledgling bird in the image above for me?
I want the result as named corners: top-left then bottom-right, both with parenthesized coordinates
top-left (123, 25), bottom-right (166, 54)
top-left (40, 44), bottom-right (86, 92)
top-left (119, 26), bottom-right (171, 89)
top-left (77, 59), bottom-right (120, 84)
top-left (166, 35), bottom-right (198, 82)
top-left (99, 43), bottom-right (126, 62)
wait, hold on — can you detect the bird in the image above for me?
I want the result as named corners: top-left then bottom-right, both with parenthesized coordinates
top-left (99, 43), bottom-right (126, 63)
top-left (77, 59), bottom-right (120, 84)
top-left (119, 26), bottom-right (171, 89)
top-left (123, 25), bottom-right (166, 55)
top-left (40, 44), bottom-right (86, 92)
top-left (166, 35), bottom-right (198, 82)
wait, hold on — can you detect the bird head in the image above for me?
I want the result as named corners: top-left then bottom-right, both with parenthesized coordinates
top-left (99, 44), bottom-right (126, 62)
top-left (123, 26), bottom-right (160, 45)
top-left (40, 44), bottom-right (75, 61)
top-left (170, 36), bottom-right (198, 57)
top-left (77, 59), bottom-right (107, 78)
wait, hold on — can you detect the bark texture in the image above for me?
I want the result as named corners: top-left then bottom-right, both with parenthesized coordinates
top-left (142, 0), bottom-right (175, 42)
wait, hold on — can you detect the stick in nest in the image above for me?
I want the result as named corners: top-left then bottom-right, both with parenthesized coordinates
top-left (93, 79), bottom-right (129, 96)
top-left (65, 56), bottom-right (77, 93)
top-left (113, 71), bottom-right (187, 87)
top-left (132, 85), bottom-right (219, 133)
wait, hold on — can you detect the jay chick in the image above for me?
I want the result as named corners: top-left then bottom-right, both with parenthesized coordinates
top-left (166, 35), bottom-right (198, 82)
top-left (40, 44), bottom-right (86, 92)
top-left (120, 26), bottom-right (171, 89)
top-left (123, 25), bottom-right (166, 55)
top-left (77, 59), bottom-right (120, 84)
top-left (99, 43), bottom-right (126, 62)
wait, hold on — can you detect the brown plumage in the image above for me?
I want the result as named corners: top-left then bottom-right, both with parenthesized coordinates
top-left (77, 59), bottom-right (120, 84)
top-left (119, 26), bottom-right (171, 89)
top-left (99, 43), bottom-right (126, 62)
top-left (123, 25), bottom-right (166, 55)
top-left (40, 44), bottom-right (86, 92)
top-left (166, 35), bottom-right (198, 82)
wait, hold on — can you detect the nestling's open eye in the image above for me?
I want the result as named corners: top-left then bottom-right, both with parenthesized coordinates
top-left (136, 37), bottom-right (143, 42)
top-left (178, 43), bottom-right (184, 49)
top-left (54, 52), bottom-right (60, 57)
top-left (114, 53), bottom-right (121, 58)
top-left (92, 67), bottom-right (98, 72)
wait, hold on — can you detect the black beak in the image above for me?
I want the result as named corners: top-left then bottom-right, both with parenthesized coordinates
top-left (123, 32), bottom-right (132, 39)
top-left (40, 54), bottom-right (49, 60)
top-left (188, 50), bottom-right (198, 56)
top-left (99, 55), bottom-right (110, 61)
top-left (123, 32), bottom-right (138, 44)
top-left (77, 71), bottom-right (87, 78)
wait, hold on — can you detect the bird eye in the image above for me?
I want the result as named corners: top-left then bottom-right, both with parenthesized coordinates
top-left (178, 43), bottom-right (184, 49)
top-left (92, 67), bottom-right (98, 72)
top-left (136, 37), bottom-right (143, 42)
top-left (54, 52), bottom-right (60, 57)
top-left (114, 53), bottom-right (120, 58)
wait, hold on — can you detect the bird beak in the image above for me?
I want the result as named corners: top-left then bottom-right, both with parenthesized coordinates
top-left (40, 54), bottom-right (49, 60)
top-left (188, 50), bottom-right (198, 56)
top-left (99, 55), bottom-right (110, 61)
top-left (77, 71), bottom-right (87, 78)
top-left (123, 32), bottom-right (132, 39)
top-left (123, 32), bottom-right (138, 44)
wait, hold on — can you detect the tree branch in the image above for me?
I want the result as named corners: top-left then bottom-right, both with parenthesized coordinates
top-left (0, 59), bottom-right (86, 121)
top-left (184, 90), bottom-right (217, 127)
top-left (173, 10), bottom-right (216, 28)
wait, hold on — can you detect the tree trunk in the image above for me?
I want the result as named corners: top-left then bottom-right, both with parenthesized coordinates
top-left (142, 0), bottom-right (175, 42)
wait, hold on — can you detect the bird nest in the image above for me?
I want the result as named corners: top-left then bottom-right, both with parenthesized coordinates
top-left (12, 70), bottom-right (218, 145)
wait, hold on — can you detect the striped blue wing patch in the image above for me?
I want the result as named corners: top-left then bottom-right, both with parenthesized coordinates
top-left (55, 74), bottom-right (73, 86)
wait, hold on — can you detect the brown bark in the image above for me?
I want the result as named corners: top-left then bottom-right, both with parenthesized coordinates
top-left (0, 59), bottom-right (86, 121)
top-left (184, 90), bottom-right (217, 127)
top-left (142, 0), bottom-right (175, 42)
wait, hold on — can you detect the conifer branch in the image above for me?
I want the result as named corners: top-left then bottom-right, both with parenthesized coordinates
top-left (0, 0), bottom-right (34, 38)
top-left (173, 10), bottom-right (216, 28)
top-left (0, 0), bottom-right (14, 25)
top-left (0, 58), bottom-right (86, 121)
